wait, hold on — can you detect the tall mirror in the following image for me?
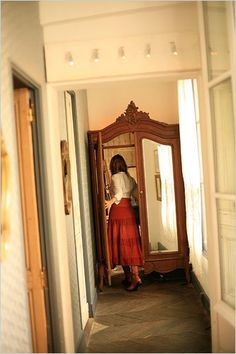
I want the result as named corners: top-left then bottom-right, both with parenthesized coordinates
top-left (142, 139), bottom-right (178, 253)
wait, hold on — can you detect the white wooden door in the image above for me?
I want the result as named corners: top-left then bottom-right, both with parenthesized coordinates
top-left (199, 2), bottom-right (235, 352)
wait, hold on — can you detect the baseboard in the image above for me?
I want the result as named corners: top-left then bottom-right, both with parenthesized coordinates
top-left (88, 290), bottom-right (98, 317)
top-left (191, 270), bottom-right (210, 314)
top-left (77, 291), bottom-right (97, 352)
top-left (77, 318), bottom-right (94, 352)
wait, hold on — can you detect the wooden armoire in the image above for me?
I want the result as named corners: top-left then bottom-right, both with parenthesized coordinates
top-left (88, 101), bottom-right (189, 290)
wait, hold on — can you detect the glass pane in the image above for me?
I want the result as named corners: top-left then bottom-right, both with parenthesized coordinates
top-left (217, 199), bottom-right (235, 308)
top-left (203, 2), bottom-right (231, 80)
top-left (210, 79), bottom-right (235, 194)
top-left (142, 139), bottom-right (178, 253)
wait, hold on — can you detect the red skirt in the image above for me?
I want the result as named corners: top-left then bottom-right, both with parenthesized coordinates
top-left (107, 198), bottom-right (143, 268)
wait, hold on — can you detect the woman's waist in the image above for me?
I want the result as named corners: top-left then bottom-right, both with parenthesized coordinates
top-left (114, 197), bottom-right (131, 206)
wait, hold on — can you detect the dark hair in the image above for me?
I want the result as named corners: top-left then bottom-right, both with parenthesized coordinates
top-left (110, 154), bottom-right (128, 175)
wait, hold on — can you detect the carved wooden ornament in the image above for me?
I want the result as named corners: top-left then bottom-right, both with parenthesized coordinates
top-left (116, 101), bottom-right (150, 124)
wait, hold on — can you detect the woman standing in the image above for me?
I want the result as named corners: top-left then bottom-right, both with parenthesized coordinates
top-left (105, 154), bottom-right (143, 291)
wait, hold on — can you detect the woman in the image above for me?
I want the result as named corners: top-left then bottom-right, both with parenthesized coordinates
top-left (105, 154), bottom-right (143, 291)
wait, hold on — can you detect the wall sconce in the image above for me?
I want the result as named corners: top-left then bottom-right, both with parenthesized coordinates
top-left (145, 44), bottom-right (151, 58)
top-left (65, 52), bottom-right (75, 66)
top-left (119, 46), bottom-right (126, 60)
top-left (170, 41), bottom-right (178, 56)
top-left (1, 136), bottom-right (11, 261)
top-left (92, 48), bottom-right (100, 63)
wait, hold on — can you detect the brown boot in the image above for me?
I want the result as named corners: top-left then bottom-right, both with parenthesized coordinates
top-left (122, 265), bottom-right (132, 288)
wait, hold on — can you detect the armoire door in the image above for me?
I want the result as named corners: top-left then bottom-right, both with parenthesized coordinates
top-left (96, 132), bottom-right (112, 287)
top-left (135, 130), bottom-right (189, 279)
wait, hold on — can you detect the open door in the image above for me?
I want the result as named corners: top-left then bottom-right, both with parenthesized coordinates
top-left (96, 132), bottom-right (112, 287)
top-left (94, 132), bottom-right (111, 290)
top-left (14, 88), bottom-right (48, 352)
top-left (199, 2), bottom-right (235, 351)
top-left (88, 131), bottom-right (112, 290)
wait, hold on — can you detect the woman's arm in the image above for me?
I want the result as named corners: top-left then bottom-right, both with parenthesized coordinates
top-left (131, 177), bottom-right (139, 203)
top-left (105, 173), bottom-right (123, 208)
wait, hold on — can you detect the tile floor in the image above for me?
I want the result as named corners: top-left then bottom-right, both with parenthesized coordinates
top-left (83, 270), bottom-right (211, 353)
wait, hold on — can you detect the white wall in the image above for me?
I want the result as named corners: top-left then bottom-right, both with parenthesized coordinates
top-left (58, 91), bottom-right (82, 349)
top-left (39, 1), bottom-right (176, 25)
top-left (87, 78), bottom-right (179, 130)
top-left (75, 91), bottom-right (97, 316)
top-left (1, 2), bottom-right (45, 352)
top-left (45, 86), bottom-right (75, 352)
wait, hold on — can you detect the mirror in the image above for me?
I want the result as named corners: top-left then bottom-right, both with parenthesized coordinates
top-left (103, 132), bottom-right (137, 188)
top-left (103, 132), bottom-right (138, 226)
top-left (142, 138), bottom-right (178, 253)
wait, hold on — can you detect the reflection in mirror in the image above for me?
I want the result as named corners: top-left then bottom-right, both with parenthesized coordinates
top-left (103, 132), bottom-right (138, 223)
top-left (103, 132), bottom-right (137, 184)
top-left (142, 139), bottom-right (178, 253)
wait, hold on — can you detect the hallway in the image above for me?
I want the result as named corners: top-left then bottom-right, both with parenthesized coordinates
top-left (83, 271), bottom-right (211, 353)
top-left (1, 2), bottom-right (235, 353)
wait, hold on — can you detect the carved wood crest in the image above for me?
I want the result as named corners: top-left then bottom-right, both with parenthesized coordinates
top-left (116, 101), bottom-right (150, 124)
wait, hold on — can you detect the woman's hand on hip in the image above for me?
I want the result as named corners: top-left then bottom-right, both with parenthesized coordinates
top-left (105, 197), bottom-right (116, 209)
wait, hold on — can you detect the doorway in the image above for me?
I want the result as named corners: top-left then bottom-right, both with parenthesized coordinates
top-left (12, 70), bottom-right (53, 352)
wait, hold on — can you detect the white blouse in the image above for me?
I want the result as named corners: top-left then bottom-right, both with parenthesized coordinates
top-left (110, 172), bottom-right (138, 204)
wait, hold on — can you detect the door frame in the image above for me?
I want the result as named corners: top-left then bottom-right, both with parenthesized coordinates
top-left (12, 66), bottom-right (54, 352)
top-left (64, 91), bottom-right (89, 330)
top-left (198, 2), bottom-right (235, 352)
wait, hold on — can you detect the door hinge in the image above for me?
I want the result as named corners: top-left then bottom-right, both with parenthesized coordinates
top-left (40, 267), bottom-right (48, 289)
top-left (28, 107), bottom-right (33, 122)
top-left (27, 270), bottom-right (33, 290)
top-left (28, 98), bottom-right (35, 122)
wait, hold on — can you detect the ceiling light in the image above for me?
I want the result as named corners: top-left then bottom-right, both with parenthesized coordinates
top-left (66, 52), bottom-right (75, 66)
top-left (92, 48), bottom-right (99, 63)
top-left (145, 44), bottom-right (151, 58)
top-left (119, 46), bottom-right (126, 60)
top-left (170, 41), bottom-right (178, 56)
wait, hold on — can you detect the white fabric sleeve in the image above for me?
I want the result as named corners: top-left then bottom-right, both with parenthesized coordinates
top-left (111, 174), bottom-right (123, 204)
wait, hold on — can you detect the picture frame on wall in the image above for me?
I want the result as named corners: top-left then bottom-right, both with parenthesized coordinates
top-left (60, 140), bottom-right (72, 215)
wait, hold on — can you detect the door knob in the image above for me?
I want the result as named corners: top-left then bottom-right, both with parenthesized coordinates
top-left (140, 190), bottom-right (144, 195)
